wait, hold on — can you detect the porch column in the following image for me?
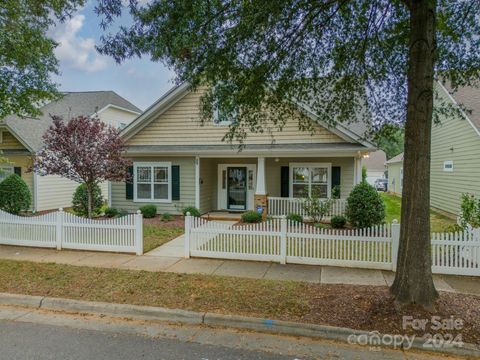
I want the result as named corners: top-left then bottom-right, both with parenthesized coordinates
top-left (255, 157), bottom-right (268, 219)
top-left (195, 156), bottom-right (200, 210)
top-left (355, 156), bottom-right (363, 184)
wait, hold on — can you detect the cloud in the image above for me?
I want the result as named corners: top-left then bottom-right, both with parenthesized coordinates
top-left (49, 14), bottom-right (108, 73)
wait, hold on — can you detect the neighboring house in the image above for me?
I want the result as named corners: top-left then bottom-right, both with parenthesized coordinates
top-left (385, 81), bottom-right (480, 217)
top-left (386, 152), bottom-right (404, 195)
top-left (111, 83), bottom-right (376, 216)
top-left (0, 91), bottom-right (141, 212)
top-left (363, 150), bottom-right (387, 186)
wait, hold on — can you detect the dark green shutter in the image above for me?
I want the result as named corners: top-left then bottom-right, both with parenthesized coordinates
top-left (280, 166), bottom-right (289, 197)
top-left (331, 166), bottom-right (341, 197)
top-left (126, 166), bottom-right (134, 200)
top-left (171, 165), bottom-right (180, 200)
top-left (14, 167), bottom-right (21, 177)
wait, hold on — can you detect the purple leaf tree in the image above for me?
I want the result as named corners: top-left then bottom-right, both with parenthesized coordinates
top-left (33, 115), bottom-right (131, 218)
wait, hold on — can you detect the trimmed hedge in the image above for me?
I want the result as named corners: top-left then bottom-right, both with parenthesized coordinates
top-left (0, 174), bottom-right (31, 214)
top-left (241, 210), bottom-right (262, 223)
top-left (330, 215), bottom-right (347, 229)
top-left (182, 206), bottom-right (201, 217)
top-left (345, 182), bottom-right (385, 228)
top-left (72, 184), bottom-right (103, 217)
top-left (140, 205), bottom-right (157, 218)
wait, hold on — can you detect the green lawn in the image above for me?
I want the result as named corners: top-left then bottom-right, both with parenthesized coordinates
top-left (143, 225), bottom-right (183, 252)
top-left (380, 193), bottom-right (456, 232)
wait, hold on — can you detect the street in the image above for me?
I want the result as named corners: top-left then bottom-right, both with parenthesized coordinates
top-left (0, 305), bottom-right (464, 360)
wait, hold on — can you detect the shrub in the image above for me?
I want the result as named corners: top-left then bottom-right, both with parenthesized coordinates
top-left (331, 185), bottom-right (341, 199)
top-left (0, 174), bottom-right (31, 214)
top-left (345, 182), bottom-right (385, 228)
top-left (286, 213), bottom-right (303, 223)
top-left (161, 212), bottom-right (173, 221)
top-left (241, 210), bottom-right (262, 223)
top-left (331, 215), bottom-right (347, 229)
top-left (104, 207), bottom-right (119, 218)
top-left (72, 184), bottom-right (103, 217)
top-left (182, 206), bottom-right (201, 217)
top-left (459, 193), bottom-right (480, 228)
top-left (140, 205), bottom-right (157, 218)
top-left (302, 196), bottom-right (333, 223)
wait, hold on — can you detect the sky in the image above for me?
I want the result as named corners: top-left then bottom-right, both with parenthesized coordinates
top-left (49, 1), bottom-right (175, 111)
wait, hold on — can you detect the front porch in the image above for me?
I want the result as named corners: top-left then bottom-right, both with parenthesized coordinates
top-left (195, 155), bottom-right (363, 217)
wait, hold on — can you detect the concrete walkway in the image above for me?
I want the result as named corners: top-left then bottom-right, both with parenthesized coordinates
top-left (0, 243), bottom-right (478, 295)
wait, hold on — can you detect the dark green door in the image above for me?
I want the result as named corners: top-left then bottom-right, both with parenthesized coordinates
top-left (227, 167), bottom-right (247, 210)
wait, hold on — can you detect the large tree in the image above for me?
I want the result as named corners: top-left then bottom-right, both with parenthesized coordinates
top-left (96, 0), bottom-right (480, 308)
top-left (0, 0), bottom-right (84, 118)
top-left (33, 116), bottom-right (131, 218)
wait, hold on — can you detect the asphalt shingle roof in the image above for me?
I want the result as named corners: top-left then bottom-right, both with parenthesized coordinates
top-left (443, 83), bottom-right (480, 132)
top-left (1, 91), bottom-right (140, 151)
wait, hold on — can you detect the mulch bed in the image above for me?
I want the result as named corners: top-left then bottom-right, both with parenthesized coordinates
top-left (143, 215), bottom-right (184, 228)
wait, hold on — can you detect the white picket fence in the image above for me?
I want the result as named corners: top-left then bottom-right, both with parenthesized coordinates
top-left (0, 209), bottom-right (143, 255)
top-left (268, 197), bottom-right (347, 218)
top-left (185, 215), bottom-right (480, 276)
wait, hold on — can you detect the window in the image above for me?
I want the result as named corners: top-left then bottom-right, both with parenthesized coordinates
top-left (290, 163), bottom-right (331, 198)
top-left (213, 107), bottom-right (236, 126)
top-left (443, 160), bottom-right (454, 172)
top-left (0, 166), bottom-right (13, 183)
top-left (134, 162), bottom-right (171, 202)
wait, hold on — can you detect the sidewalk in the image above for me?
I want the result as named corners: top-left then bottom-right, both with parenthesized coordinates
top-left (0, 243), bottom-right (478, 295)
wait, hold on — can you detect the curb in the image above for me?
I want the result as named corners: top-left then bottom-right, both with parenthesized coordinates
top-left (0, 292), bottom-right (478, 358)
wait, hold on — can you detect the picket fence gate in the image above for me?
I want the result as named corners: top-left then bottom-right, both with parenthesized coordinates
top-left (0, 209), bottom-right (143, 255)
top-left (184, 214), bottom-right (480, 276)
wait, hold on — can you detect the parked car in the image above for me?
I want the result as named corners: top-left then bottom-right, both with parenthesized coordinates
top-left (374, 178), bottom-right (388, 192)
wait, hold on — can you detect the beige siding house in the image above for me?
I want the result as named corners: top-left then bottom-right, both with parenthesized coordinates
top-left (0, 91), bottom-right (141, 212)
top-left (112, 83), bottom-right (376, 215)
top-left (386, 82), bottom-right (480, 217)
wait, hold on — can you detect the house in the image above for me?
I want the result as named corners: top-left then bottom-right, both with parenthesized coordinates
top-left (0, 91), bottom-right (141, 212)
top-left (386, 152), bottom-right (404, 195)
top-left (363, 150), bottom-right (387, 186)
top-left (385, 81), bottom-right (480, 217)
top-left (110, 83), bottom-right (376, 216)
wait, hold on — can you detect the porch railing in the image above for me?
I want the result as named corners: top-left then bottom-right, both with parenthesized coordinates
top-left (268, 197), bottom-right (347, 218)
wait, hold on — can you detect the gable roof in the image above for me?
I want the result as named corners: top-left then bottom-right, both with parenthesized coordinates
top-left (438, 81), bottom-right (480, 136)
top-left (363, 150), bottom-right (387, 171)
top-left (386, 152), bottom-right (404, 164)
top-left (0, 91), bottom-right (141, 152)
top-left (121, 82), bottom-right (376, 149)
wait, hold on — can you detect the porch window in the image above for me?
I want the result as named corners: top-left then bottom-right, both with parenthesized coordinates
top-left (290, 163), bottom-right (331, 198)
top-left (134, 162), bottom-right (171, 202)
top-left (0, 166), bottom-right (13, 183)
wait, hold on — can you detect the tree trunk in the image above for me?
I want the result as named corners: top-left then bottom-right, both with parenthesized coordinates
top-left (390, 0), bottom-right (438, 308)
top-left (87, 185), bottom-right (93, 219)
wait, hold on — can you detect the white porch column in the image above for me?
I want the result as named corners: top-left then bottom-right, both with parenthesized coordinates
top-left (255, 157), bottom-right (267, 195)
top-left (355, 156), bottom-right (363, 184)
top-left (195, 156), bottom-right (200, 209)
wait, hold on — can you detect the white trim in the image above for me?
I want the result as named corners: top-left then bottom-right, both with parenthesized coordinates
top-left (195, 157), bottom-right (200, 209)
top-left (133, 162), bottom-right (172, 203)
top-left (289, 162), bottom-right (332, 198)
top-left (107, 181), bottom-right (112, 207)
top-left (32, 172), bottom-right (39, 212)
top-left (255, 157), bottom-right (267, 195)
top-left (437, 81), bottom-right (480, 137)
top-left (95, 104), bottom-right (141, 117)
top-left (0, 125), bottom-right (35, 152)
top-left (217, 164), bottom-right (256, 211)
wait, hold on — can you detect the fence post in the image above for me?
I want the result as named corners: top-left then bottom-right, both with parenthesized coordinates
top-left (56, 208), bottom-right (63, 250)
top-left (135, 210), bottom-right (143, 255)
top-left (391, 219), bottom-right (400, 271)
top-left (280, 215), bottom-right (287, 264)
top-left (184, 212), bottom-right (191, 259)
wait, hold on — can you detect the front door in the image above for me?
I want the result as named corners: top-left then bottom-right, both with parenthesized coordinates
top-left (227, 167), bottom-right (247, 210)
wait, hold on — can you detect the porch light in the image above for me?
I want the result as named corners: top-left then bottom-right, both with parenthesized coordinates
top-left (274, 158), bottom-right (280, 162)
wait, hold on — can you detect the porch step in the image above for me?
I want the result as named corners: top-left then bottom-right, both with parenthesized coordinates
top-left (201, 211), bottom-right (242, 222)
